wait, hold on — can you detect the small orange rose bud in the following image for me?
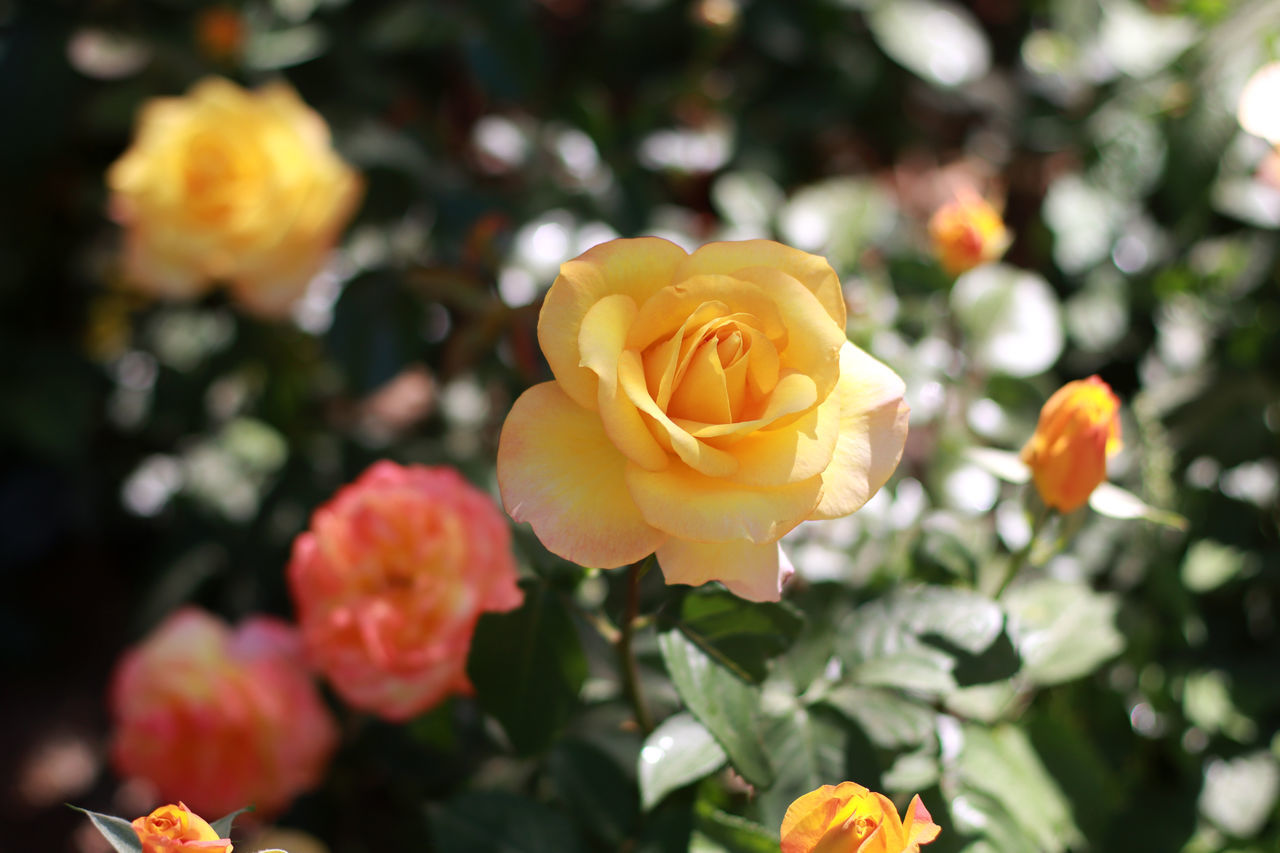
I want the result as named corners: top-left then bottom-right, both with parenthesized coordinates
top-left (928, 190), bottom-right (1011, 276)
top-left (781, 781), bottom-right (940, 853)
top-left (132, 802), bottom-right (232, 853)
top-left (196, 7), bottom-right (245, 62)
top-left (1020, 375), bottom-right (1122, 512)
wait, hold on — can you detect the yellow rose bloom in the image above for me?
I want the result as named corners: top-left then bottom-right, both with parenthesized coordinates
top-left (781, 781), bottom-right (940, 853)
top-left (928, 191), bottom-right (1011, 277)
top-left (497, 238), bottom-right (909, 601)
top-left (1020, 375), bottom-right (1122, 513)
top-left (107, 77), bottom-right (362, 318)
top-left (132, 802), bottom-right (232, 853)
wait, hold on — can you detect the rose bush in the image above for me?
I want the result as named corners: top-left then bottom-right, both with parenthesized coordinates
top-left (1020, 375), bottom-right (1122, 512)
top-left (106, 77), bottom-right (362, 317)
top-left (132, 803), bottom-right (232, 853)
top-left (110, 609), bottom-right (337, 818)
top-left (497, 238), bottom-right (909, 601)
top-left (287, 461), bottom-right (524, 721)
top-left (780, 782), bottom-right (940, 853)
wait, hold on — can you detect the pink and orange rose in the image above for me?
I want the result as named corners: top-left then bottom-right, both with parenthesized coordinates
top-left (132, 803), bottom-right (232, 853)
top-left (287, 461), bottom-right (524, 721)
top-left (497, 238), bottom-right (909, 602)
top-left (107, 77), bottom-right (362, 318)
top-left (781, 782), bottom-right (940, 853)
top-left (110, 609), bottom-right (337, 818)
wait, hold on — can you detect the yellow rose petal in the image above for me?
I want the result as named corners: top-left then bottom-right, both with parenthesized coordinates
top-left (625, 460), bottom-right (821, 544)
top-left (675, 239), bottom-right (847, 328)
top-left (498, 382), bottom-right (667, 567)
top-left (578, 293), bottom-right (669, 471)
top-left (677, 371), bottom-right (818, 439)
top-left (539, 237), bottom-right (689, 411)
top-left (811, 343), bottom-right (910, 520)
top-left (723, 391), bottom-right (840, 487)
top-left (666, 335), bottom-right (733, 424)
top-left (618, 351), bottom-right (739, 477)
top-left (656, 539), bottom-right (794, 602)
top-left (728, 265), bottom-right (845, 404)
top-left (627, 275), bottom-right (786, 351)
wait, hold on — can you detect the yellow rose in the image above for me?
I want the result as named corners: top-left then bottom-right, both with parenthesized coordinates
top-left (497, 238), bottom-right (909, 601)
top-left (780, 782), bottom-right (940, 853)
top-left (132, 802), bottom-right (232, 853)
top-left (928, 190), bottom-right (1011, 277)
top-left (107, 77), bottom-right (362, 318)
top-left (1020, 375), bottom-right (1122, 513)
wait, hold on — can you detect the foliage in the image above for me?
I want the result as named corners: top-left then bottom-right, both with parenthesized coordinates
top-left (6, 1), bottom-right (1280, 851)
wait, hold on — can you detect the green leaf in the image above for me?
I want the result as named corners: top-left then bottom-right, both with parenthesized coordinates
top-left (951, 724), bottom-right (1083, 853)
top-left (820, 686), bottom-right (936, 749)
top-left (1088, 482), bottom-right (1188, 529)
top-left (839, 586), bottom-right (1007, 697)
top-left (659, 630), bottom-right (774, 788)
top-left (1003, 579), bottom-right (1124, 686)
top-left (755, 706), bottom-right (850, 832)
top-left (208, 807), bottom-right (251, 838)
top-left (964, 446), bottom-right (1031, 484)
top-left (1199, 751), bottom-right (1280, 838)
top-left (693, 800), bottom-right (779, 853)
top-left (867, 0), bottom-right (991, 88)
top-left (673, 587), bottom-right (804, 683)
top-left (67, 806), bottom-right (141, 853)
top-left (548, 740), bottom-right (637, 846)
top-left (428, 791), bottom-right (585, 853)
top-left (639, 712), bottom-right (728, 811)
top-left (1181, 539), bottom-right (1253, 592)
top-left (467, 582), bottom-right (587, 754)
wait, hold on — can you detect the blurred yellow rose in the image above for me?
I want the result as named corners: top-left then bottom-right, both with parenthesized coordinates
top-left (928, 190), bottom-right (1010, 277)
top-left (781, 781), bottom-right (940, 853)
top-left (1021, 374), bottom-right (1122, 513)
top-left (132, 802), bottom-right (232, 853)
top-left (107, 77), bottom-right (362, 318)
top-left (497, 238), bottom-right (909, 601)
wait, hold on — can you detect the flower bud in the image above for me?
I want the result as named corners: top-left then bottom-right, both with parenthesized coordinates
top-left (1020, 375), bottom-right (1122, 512)
top-left (781, 781), bottom-right (940, 853)
top-left (928, 191), bottom-right (1011, 276)
top-left (132, 802), bottom-right (232, 853)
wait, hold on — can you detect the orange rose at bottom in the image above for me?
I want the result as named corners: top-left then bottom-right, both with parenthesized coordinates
top-left (1020, 375), bottom-right (1122, 513)
top-left (781, 782), bottom-right (940, 853)
top-left (287, 461), bottom-right (524, 721)
top-left (110, 609), bottom-right (337, 819)
top-left (133, 803), bottom-right (232, 852)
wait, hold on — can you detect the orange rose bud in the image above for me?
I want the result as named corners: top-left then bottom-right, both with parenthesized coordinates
top-left (287, 461), bottom-right (524, 721)
top-left (132, 802), bottom-right (232, 853)
top-left (1020, 375), bottom-right (1122, 512)
top-left (781, 781), bottom-right (941, 853)
top-left (196, 7), bottom-right (245, 62)
top-left (928, 191), bottom-right (1011, 276)
top-left (110, 609), bottom-right (338, 818)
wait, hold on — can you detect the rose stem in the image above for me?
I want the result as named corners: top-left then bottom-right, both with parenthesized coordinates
top-left (617, 556), bottom-right (655, 735)
top-left (994, 503), bottom-right (1052, 599)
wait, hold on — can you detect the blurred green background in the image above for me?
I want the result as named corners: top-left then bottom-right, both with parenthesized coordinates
top-left (2, 0), bottom-right (1279, 851)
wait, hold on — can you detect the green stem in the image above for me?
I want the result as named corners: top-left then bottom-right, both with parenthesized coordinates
top-left (617, 556), bottom-right (655, 735)
top-left (995, 504), bottom-right (1052, 599)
